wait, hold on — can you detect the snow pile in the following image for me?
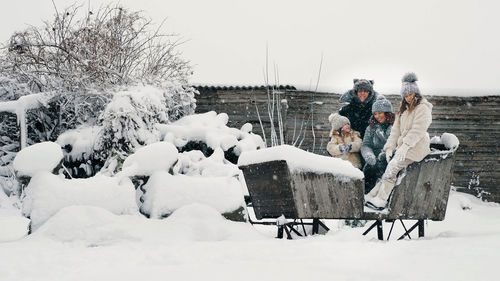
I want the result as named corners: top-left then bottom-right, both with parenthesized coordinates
top-left (32, 204), bottom-right (262, 245)
top-left (32, 205), bottom-right (137, 244)
top-left (440, 133), bottom-right (460, 151)
top-left (160, 203), bottom-right (255, 241)
top-left (430, 132), bottom-right (460, 151)
top-left (23, 172), bottom-right (138, 231)
top-left (121, 141), bottom-right (179, 177)
top-left (0, 191), bottom-right (30, 241)
top-left (140, 171), bottom-right (245, 219)
top-left (238, 145), bottom-right (364, 180)
top-left (12, 142), bottom-right (63, 177)
top-left (157, 111), bottom-right (265, 157)
top-left (56, 126), bottom-right (102, 162)
top-left (172, 148), bottom-right (241, 177)
top-left (127, 142), bottom-right (246, 219)
top-left (0, 214), bottom-right (29, 242)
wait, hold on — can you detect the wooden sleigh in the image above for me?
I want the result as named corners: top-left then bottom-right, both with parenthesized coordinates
top-left (239, 142), bottom-right (456, 240)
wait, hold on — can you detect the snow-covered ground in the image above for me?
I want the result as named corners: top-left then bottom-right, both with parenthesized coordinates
top-left (0, 189), bottom-right (498, 281)
top-left (0, 108), bottom-right (494, 280)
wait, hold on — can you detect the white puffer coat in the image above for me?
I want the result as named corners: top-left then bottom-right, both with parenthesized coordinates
top-left (384, 98), bottom-right (433, 162)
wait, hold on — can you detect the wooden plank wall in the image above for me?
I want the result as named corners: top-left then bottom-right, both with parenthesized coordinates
top-left (195, 87), bottom-right (500, 203)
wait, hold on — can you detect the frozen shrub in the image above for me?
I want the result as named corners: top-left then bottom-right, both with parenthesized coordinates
top-left (96, 84), bottom-right (196, 175)
top-left (0, 3), bottom-right (195, 179)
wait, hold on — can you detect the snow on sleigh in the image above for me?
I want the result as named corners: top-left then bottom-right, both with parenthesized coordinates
top-left (238, 133), bottom-right (458, 240)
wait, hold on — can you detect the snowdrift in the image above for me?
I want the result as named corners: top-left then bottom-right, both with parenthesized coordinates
top-left (22, 172), bottom-right (138, 231)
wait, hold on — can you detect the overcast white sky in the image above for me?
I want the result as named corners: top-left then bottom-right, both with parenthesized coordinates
top-left (1, 0), bottom-right (499, 94)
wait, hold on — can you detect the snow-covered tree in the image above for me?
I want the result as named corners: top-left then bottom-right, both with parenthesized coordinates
top-left (0, 3), bottom-right (193, 143)
top-left (0, 3), bottom-right (197, 182)
top-left (1, 3), bottom-right (192, 92)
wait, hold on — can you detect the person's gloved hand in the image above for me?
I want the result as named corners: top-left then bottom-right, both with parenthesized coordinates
top-left (386, 149), bottom-right (393, 163)
top-left (339, 144), bottom-right (346, 153)
top-left (377, 152), bottom-right (386, 162)
top-left (395, 143), bottom-right (410, 161)
top-left (345, 143), bottom-right (352, 152)
top-left (365, 154), bottom-right (376, 166)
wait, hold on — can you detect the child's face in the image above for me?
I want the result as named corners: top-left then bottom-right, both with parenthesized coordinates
top-left (374, 111), bottom-right (387, 123)
top-left (342, 124), bottom-right (351, 132)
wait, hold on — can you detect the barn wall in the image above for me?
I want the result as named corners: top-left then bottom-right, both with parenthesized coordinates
top-left (195, 87), bottom-right (500, 203)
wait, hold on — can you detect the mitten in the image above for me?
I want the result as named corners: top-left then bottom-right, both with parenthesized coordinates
top-left (386, 149), bottom-right (393, 163)
top-left (377, 152), bottom-right (386, 162)
top-left (365, 154), bottom-right (376, 166)
top-left (345, 143), bottom-right (352, 152)
top-left (395, 143), bottom-right (410, 161)
top-left (339, 144), bottom-right (345, 153)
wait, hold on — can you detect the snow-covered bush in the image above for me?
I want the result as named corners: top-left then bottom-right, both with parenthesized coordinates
top-left (22, 172), bottom-right (138, 231)
top-left (25, 91), bottom-right (109, 144)
top-left (162, 83), bottom-right (198, 121)
top-left (118, 112), bottom-right (266, 221)
top-left (158, 111), bottom-right (265, 164)
top-left (0, 114), bottom-right (19, 196)
top-left (12, 142), bottom-right (63, 184)
top-left (96, 85), bottom-right (196, 174)
top-left (56, 126), bottom-right (104, 178)
top-left (0, 76), bottom-right (31, 102)
top-left (121, 142), bottom-right (179, 177)
top-left (172, 148), bottom-right (242, 177)
top-left (0, 3), bottom-right (196, 180)
top-left (140, 171), bottom-right (246, 220)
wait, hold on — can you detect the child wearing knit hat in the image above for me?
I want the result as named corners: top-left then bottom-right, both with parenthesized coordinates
top-left (326, 113), bottom-right (363, 169)
top-left (360, 99), bottom-right (395, 194)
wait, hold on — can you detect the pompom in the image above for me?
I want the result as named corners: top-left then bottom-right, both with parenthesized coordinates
top-left (402, 72), bottom-right (418, 83)
top-left (328, 113), bottom-right (336, 123)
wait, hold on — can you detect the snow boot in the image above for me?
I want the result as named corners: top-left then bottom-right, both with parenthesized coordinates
top-left (365, 181), bottom-right (395, 210)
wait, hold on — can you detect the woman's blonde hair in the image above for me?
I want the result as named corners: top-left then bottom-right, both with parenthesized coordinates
top-left (398, 93), bottom-right (423, 115)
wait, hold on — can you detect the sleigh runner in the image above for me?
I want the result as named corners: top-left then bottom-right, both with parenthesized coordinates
top-left (238, 134), bottom-right (457, 240)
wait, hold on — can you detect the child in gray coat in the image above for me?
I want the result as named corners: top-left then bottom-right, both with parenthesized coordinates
top-left (360, 99), bottom-right (395, 193)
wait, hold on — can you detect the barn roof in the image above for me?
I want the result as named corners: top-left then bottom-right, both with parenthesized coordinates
top-left (193, 85), bottom-right (296, 91)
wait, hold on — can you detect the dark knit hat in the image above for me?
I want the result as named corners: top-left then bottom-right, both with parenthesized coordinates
top-left (353, 79), bottom-right (374, 93)
top-left (328, 113), bottom-right (350, 131)
top-left (401, 72), bottom-right (420, 97)
top-left (372, 98), bottom-right (393, 113)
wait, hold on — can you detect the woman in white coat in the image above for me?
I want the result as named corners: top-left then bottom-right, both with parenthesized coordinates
top-left (365, 73), bottom-right (433, 210)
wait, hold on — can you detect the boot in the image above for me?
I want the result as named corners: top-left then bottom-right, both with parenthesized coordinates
top-left (365, 181), bottom-right (395, 210)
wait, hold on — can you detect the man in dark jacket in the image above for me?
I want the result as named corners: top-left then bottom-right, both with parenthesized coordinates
top-left (339, 79), bottom-right (385, 139)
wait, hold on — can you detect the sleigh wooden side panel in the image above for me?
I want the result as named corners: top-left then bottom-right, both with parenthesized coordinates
top-left (362, 151), bottom-right (455, 221)
top-left (239, 160), bottom-right (364, 220)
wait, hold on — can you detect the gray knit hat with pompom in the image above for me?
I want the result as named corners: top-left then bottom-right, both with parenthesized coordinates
top-left (372, 98), bottom-right (393, 113)
top-left (401, 72), bottom-right (420, 97)
top-left (328, 113), bottom-right (350, 131)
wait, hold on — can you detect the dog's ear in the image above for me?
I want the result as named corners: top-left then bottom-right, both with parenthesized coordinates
top-left (369, 80), bottom-right (374, 85)
top-left (353, 79), bottom-right (359, 84)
